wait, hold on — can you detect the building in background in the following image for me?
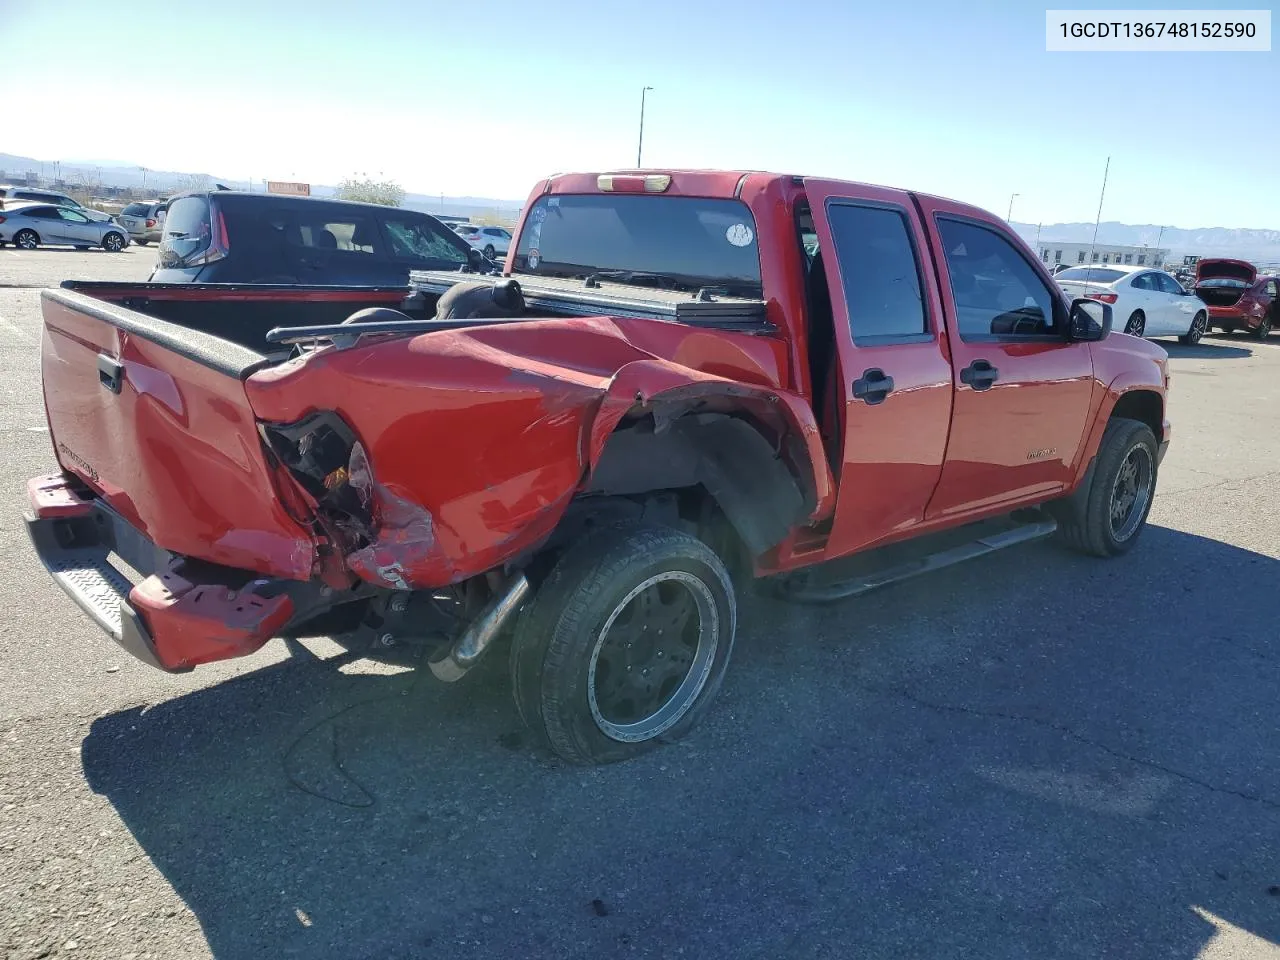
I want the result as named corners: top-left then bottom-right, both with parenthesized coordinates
top-left (1033, 241), bottom-right (1170, 270)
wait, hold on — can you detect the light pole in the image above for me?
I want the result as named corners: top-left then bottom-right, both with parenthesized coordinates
top-left (1006, 192), bottom-right (1020, 222)
top-left (637, 86), bottom-right (654, 168)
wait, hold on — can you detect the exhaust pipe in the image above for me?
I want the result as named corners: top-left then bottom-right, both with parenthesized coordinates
top-left (428, 573), bottom-right (531, 682)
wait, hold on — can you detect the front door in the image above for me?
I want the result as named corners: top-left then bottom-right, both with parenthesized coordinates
top-left (915, 197), bottom-right (1097, 519)
top-left (56, 208), bottom-right (99, 245)
top-left (804, 180), bottom-right (955, 557)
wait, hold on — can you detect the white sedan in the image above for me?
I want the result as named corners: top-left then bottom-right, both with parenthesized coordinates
top-left (1055, 264), bottom-right (1208, 344)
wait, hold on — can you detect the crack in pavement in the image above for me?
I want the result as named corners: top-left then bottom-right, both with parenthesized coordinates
top-left (887, 687), bottom-right (1280, 813)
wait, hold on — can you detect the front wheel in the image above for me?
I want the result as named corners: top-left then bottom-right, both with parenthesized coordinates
top-left (1179, 311), bottom-right (1207, 345)
top-left (1124, 311), bottom-right (1146, 338)
top-left (13, 229), bottom-right (38, 250)
top-left (1054, 417), bottom-right (1158, 558)
top-left (101, 232), bottom-right (125, 252)
top-left (510, 522), bottom-right (736, 765)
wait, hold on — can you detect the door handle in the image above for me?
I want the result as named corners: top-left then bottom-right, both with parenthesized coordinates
top-left (852, 368), bottom-right (895, 405)
top-left (960, 359), bottom-right (999, 391)
top-left (98, 354), bottom-right (123, 394)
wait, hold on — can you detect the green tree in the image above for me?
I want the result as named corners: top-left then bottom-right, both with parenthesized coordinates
top-left (336, 175), bottom-right (405, 206)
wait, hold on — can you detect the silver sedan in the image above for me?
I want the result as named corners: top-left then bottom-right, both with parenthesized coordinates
top-left (0, 202), bottom-right (131, 251)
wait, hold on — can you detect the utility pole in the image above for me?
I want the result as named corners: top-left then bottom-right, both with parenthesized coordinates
top-left (637, 86), bottom-right (654, 168)
top-left (1007, 192), bottom-right (1020, 221)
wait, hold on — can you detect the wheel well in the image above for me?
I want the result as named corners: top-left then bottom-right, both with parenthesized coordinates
top-left (1110, 389), bottom-right (1162, 440)
top-left (581, 411), bottom-right (813, 562)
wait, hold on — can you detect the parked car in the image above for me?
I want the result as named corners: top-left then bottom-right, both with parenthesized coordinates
top-left (1054, 264), bottom-right (1208, 343)
top-left (0, 202), bottom-right (129, 251)
top-left (150, 192), bottom-right (472, 284)
top-left (26, 169), bottom-right (1169, 765)
top-left (453, 223), bottom-right (512, 259)
top-left (1193, 258), bottom-right (1278, 338)
top-left (117, 200), bottom-right (168, 245)
top-left (0, 186), bottom-right (111, 221)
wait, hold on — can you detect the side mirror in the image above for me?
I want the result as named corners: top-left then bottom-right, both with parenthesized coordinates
top-left (1068, 298), bottom-right (1112, 342)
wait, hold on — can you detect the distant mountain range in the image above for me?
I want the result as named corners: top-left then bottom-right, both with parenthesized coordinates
top-left (0, 152), bottom-right (523, 222)
top-left (3, 151), bottom-right (1277, 261)
top-left (1011, 220), bottom-right (1280, 265)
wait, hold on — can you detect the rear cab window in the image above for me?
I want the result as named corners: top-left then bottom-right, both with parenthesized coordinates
top-left (122, 202), bottom-right (152, 216)
top-left (512, 193), bottom-right (762, 299)
top-left (823, 202), bottom-right (929, 342)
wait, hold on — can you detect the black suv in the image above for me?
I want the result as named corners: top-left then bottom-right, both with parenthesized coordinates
top-left (151, 191), bottom-right (472, 284)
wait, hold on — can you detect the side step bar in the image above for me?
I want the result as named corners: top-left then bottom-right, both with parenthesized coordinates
top-left (776, 518), bottom-right (1058, 604)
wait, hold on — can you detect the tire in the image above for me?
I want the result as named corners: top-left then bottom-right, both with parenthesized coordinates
top-left (74, 246), bottom-right (90, 251)
top-left (510, 521), bottom-right (736, 765)
top-left (1055, 417), bottom-right (1158, 558)
top-left (1124, 311), bottom-right (1146, 337)
top-left (135, 239), bottom-right (149, 246)
top-left (14, 229), bottom-right (38, 250)
top-left (1252, 315), bottom-right (1273, 339)
top-left (483, 244), bottom-right (496, 259)
top-left (101, 232), bottom-right (125, 252)
top-left (1179, 311), bottom-right (1207, 345)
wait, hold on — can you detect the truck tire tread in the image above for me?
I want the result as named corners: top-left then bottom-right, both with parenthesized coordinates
top-left (1056, 417), bottom-right (1157, 558)
top-left (510, 520), bottom-right (736, 765)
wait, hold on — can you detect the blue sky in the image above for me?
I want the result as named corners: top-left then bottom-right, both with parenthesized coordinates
top-left (3, 0), bottom-right (1275, 227)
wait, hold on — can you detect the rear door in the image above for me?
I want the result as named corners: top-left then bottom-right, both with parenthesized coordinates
top-left (915, 197), bottom-right (1096, 518)
top-left (803, 180), bottom-right (955, 556)
top-left (287, 205), bottom-right (401, 285)
top-left (25, 206), bottom-right (71, 243)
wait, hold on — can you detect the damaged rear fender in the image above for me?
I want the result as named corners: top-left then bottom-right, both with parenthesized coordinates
top-left (583, 360), bottom-right (836, 555)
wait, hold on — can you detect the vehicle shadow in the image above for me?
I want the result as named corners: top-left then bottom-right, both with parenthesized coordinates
top-left (81, 524), bottom-right (1280, 959)
top-left (1160, 340), bottom-right (1256, 360)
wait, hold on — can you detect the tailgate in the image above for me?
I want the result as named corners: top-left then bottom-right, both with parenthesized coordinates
top-left (39, 289), bottom-right (316, 580)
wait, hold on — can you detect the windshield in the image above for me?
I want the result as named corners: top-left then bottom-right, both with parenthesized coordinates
top-left (1055, 267), bottom-right (1126, 284)
top-left (512, 194), bottom-right (763, 298)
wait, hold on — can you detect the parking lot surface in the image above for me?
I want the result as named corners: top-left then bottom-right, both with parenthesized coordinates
top-left (0, 251), bottom-right (1277, 960)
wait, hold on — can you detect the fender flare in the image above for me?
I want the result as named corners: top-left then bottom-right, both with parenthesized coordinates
top-left (1072, 373), bottom-right (1167, 491)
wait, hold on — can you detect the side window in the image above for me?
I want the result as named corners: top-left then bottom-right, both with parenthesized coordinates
top-left (382, 215), bottom-right (469, 265)
top-left (1264, 281), bottom-right (1277, 298)
top-left (937, 217), bottom-right (1060, 340)
top-left (1155, 273), bottom-right (1182, 295)
top-left (58, 208), bottom-right (90, 223)
top-left (25, 206), bottom-right (57, 220)
top-left (1130, 273), bottom-right (1153, 291)
top-left (825, 202), bottom-right (928, 342)
top-left (291, 217), bottom-right (379, 254)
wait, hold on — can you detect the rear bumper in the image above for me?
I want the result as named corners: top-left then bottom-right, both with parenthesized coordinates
top-left (25, 474), bottom-right (321, 672)
top-left (1206, 306), bottom-right (1256, 327)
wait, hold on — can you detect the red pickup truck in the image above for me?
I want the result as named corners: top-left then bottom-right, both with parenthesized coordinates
top-left (27, 170), bottom-right (1170, 764)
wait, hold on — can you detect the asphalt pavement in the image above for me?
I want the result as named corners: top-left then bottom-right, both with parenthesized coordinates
top-left (0, 250), bottom-right (1277, 960)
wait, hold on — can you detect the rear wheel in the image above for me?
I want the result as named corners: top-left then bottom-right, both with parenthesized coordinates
top-left (1252, 315), bottom-right (1273, 339)
top-left (135, 239), bottom-right (150, 246)
top-left (510, 522), bottom-right (736, 765)
top-left (102, 232), bottom-right (125, 252)
top-left (1124, 311), bottom-right (1146, 337)
top-left (1054, 417), bottom-right (1158, 558)
top-left (1179, 311), bottom-right (1207, 345)
top-left (14, 229), bottom-right (38, 250)
top-left (483, 244), bottom-right (496, 259)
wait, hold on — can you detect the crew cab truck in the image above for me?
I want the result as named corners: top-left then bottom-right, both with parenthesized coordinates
top-left (26, 170), bottom-right (1171, 765)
